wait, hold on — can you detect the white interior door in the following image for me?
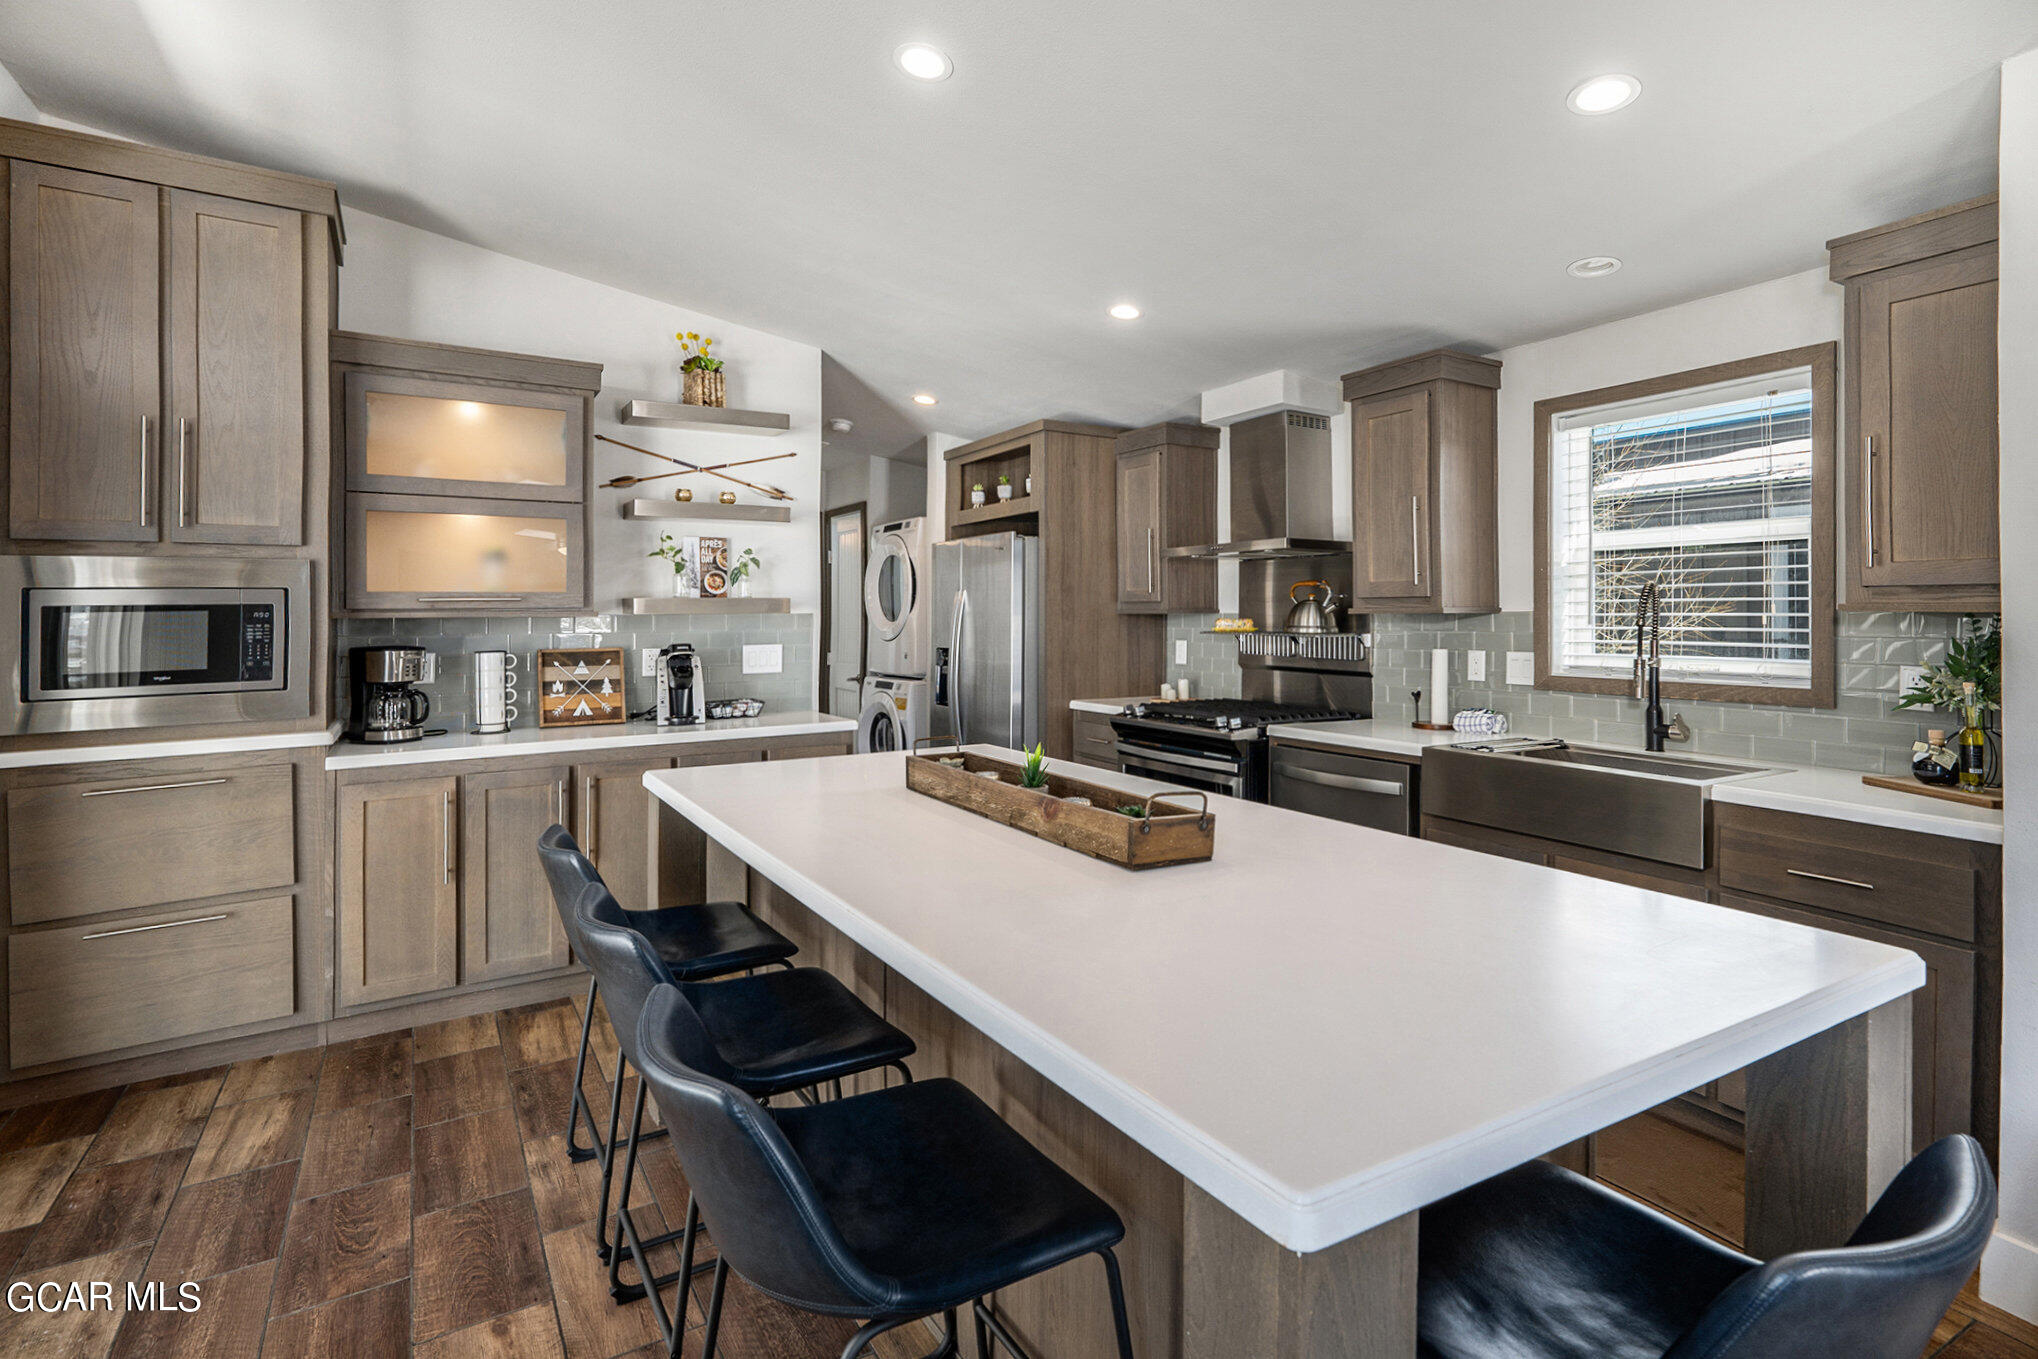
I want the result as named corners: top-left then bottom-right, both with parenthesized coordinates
top-left (826, 508), bottom-right (865, 718)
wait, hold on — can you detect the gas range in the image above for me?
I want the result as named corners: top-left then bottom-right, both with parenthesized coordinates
top-left (1110, 698), bottom-right (1367, 801)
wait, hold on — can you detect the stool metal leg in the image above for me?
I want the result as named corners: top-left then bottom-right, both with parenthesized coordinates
top-left (591, 1053), bottom-right (627, 1263)
top-left (607, 1083), bottom-right (715, 1306)
top-left (699, 1256), bottom-right (730, 1359)
top-left (841, 1310), bottom-right (959, 1359)
top-left (1100, 1249), bottom-right (1135, 1359)
top-left (567, 978), bottom-right (602, 1163)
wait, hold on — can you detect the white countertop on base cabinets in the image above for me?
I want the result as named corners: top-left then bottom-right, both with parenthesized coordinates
top-left (645, 747), bottom-right (1922, 1252)
top-left (323, 712), bottom-right (855, 770)
top-left (0, 725), bottom-right (345, 771)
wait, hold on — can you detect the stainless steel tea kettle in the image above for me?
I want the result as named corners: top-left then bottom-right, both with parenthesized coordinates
top-left (1282, 580), bottom-right (1340, 634)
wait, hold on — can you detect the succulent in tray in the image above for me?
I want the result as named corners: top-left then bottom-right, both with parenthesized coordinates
top-left (1020, 743), bottom-right (1050, 789)
top-left (1116, 804), bottom-right (1148, 819)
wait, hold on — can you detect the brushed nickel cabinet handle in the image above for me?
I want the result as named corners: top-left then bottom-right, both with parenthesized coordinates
top-left (138, 415), bottom-right (151, 526)
top-left (417, 595), bottom-right (526, 604)
top-left (1409, 495), bottom-right (1422, 586)
top-left (1864, 435), bottom-right (1878, 566)
top-left (81, 777), bottom-right (228, 798)
top-left (83, 913), bottom-right (227, 941)
top-left (1146, 527), bottom-right (1156, 595)
top-left (177, 417), bottom-right (191, 528)
top-left (443, 789), bottom-right (452, 883)
top-left (582, 776), bottom-right (596, 851)
top-left (1786, 867), bottom-right (1874, 891)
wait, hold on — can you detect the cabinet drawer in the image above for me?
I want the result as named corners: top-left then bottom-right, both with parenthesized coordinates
top-left (10, 896), bottom-right (295, 1068)
top-left (1072, 711), bottom-right (1118, 763)
top-left (8, 764), bottom-right (296, 924)
top-left (1715, 804), bottom-right (1978, 942)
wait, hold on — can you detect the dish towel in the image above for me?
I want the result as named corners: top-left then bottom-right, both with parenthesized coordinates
top-left (1452, 708), bottom-right (1509, 735)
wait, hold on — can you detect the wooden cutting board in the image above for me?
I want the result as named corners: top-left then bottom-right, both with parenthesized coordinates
top-left (1860, 774), bottom-right (2003, 809)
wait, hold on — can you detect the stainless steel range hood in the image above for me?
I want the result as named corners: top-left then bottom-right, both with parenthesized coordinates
top-left (1164, 409), bottom-right (1349, 560)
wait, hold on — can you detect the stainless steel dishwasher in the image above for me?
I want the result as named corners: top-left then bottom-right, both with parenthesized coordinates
top-left (1268, 740), bottom-right (1416, 834)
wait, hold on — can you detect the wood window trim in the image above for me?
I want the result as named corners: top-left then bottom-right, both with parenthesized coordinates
top-left (1532, 342), bottom-right (1837, 709)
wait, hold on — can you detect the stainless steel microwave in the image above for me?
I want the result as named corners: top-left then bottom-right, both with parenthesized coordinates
top-left (0, 557), bottom-right (312, 735)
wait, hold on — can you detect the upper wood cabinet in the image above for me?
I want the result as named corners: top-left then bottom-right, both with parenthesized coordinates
top-left (1114, 422), bottom-right (1218, 614)
top-left (1342, 350), bottom-right (1501, 613)
top-left (166, 190), bottom-right (306, 545)
top-left (333, 332), bottom-right (600, 616)
top-left (1829, 196), bottom-right (1999, 611)
top-left (7, 163), bottom-right (161, 543)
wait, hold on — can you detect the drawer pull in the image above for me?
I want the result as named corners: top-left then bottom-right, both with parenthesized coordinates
top-left (1279, 765), bottom-right (1405, 796)
top-left (416, 595), bottom-right (525, 604)
top-left (80, 778), bottom-right (229, 798)
top-left (1786, 867), bottom-right (1874, 891)
top-left (82, 913), bottom-right (227, 941)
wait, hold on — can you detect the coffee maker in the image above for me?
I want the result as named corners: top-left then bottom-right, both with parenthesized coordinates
top-left (655, 644), bottom-right (705, 726)
top-left (347, 646), bottom-right (431, 743)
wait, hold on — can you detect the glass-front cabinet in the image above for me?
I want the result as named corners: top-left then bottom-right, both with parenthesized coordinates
top-left (331, 333), bottom-right (601, 616)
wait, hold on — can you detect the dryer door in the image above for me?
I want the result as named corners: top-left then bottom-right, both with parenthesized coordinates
top-left (864, 532), bottom-right (914, 643)
top-left (857, 694), bottom-right (905, 753)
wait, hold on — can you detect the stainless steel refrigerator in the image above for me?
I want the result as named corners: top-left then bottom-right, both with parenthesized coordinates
top-left (929, 532), bottom-right (1040, 750)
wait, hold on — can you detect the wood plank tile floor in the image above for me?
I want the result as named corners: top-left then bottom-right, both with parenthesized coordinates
top-left (0, 995), bottom-right (927, 1359)
top-left (0, 1004), bottom-right (2030, 1358)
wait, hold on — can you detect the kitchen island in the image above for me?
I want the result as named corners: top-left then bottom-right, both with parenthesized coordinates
top-left (644, 749), bottom-right (1924, 1359)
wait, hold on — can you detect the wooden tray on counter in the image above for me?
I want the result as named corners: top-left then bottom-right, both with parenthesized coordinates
top-left (905, 749), bottom-right (1215, 869)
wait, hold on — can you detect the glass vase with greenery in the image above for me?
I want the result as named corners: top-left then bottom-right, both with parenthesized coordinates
top-left (649, 534), bottom-right (691, 596)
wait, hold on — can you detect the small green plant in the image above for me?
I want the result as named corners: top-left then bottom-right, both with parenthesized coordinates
top-left (1116, 804), bottom-right (1148, 819)
top-left (648, 533), bottom-right (689, 577)
top-left (972, 482), bottom-right (985, 493)
top-left (1020, 743), bottom-right (1049, 789)
top-left (728, 546), bottom-right (762, 587)
top-left (997, 474), bottom-right (1010, 486)
top-left (1896, 614), bottom-right (2001, 712)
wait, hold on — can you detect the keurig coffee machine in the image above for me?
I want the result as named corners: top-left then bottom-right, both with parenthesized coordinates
top-left (347, 646), bottom-right (431, 743)
top-left (656, 643), bottom-right (705, 726)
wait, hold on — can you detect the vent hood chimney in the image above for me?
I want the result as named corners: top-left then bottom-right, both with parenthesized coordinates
top-left (1168, 409), bottom-right (1349, 561)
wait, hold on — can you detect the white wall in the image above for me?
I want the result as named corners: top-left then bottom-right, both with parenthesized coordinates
top-left (1487, 268), bottom-right (1845, 612)
top-left (336, 211), bottom-right (824, 683)
top-left (1983, 45), bottom-right (2038, 1323)
top-left (925, 432), bottom-right (966, 530)
top-left (0, 61), bottom-right (38, 121)
top-left (824, 448), bottom-right (923, 524)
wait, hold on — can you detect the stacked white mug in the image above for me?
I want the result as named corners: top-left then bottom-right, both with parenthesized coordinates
top-left (472, 651), bottom-right (519, 733)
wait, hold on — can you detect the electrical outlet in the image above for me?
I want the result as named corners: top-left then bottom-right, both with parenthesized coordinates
top-left (641, 648), bottom-right (659, 678)
top-left (742, 644), bottom-right (783, 675)
top-left (1466, 650), bottom-right (1487, 683)
top-left (1898, 665), bottom-right (1927, 702)
top-left (1174, 639), bottom-right (1189, 666)
top-left (1505, 651), bottom-right (1535, 686)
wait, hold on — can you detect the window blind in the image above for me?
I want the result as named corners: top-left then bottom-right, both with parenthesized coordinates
top-left (1548, 367), bottom-right (1814, 687)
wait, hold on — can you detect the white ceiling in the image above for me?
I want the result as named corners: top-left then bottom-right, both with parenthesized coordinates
top-left (3, 2), bottom-right (2032, 454)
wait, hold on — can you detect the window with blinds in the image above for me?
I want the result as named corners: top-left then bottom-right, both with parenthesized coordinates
top-left (1547, 366), bottom-right (1814, 688)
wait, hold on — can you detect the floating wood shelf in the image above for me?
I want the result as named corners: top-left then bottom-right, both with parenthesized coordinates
top-left (950, 495), bottom-right (1038, 526)
top-left (625, 596), bottom-right (792, 616)
top-left (618, 400), bottom-right (791, 435)
top-left (622, 498), bottom-right (792, 524)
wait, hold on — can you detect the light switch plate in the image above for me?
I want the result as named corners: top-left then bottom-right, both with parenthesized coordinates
top-left (1505, 651), bottom-right (1535, 686)
top-left (742, 644), bottom-right (783, 675)
top-left (1466, 650), bottom-right (1487, 682)
top-left (641, 648), bottom-right (660, 678)
top-left (1174, 639), bottom-right (1189, 666)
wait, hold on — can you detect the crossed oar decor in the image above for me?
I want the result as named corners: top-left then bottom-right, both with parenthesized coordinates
top-left (596, 433), bottom-right (797, 502)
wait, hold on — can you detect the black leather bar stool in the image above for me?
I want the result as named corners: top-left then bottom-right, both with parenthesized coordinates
top-left (1416, 1134), bottom-right (1995, 1359)
top-left (572, 878), bottom-right (918, 1316)
top-left (629, 981), bottom-right (1135, 1359)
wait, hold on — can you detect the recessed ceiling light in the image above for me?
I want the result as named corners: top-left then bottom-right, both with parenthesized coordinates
top-left (1567, 256), bottom-right (1623, 278)
top-left (1108, 303), bottom-right (1142, 320)
top-left (912, 393), bottom-right (938, 406)
top-left (894, 43), bottom-right (952, 81)
top-left (1567, 73), bottom-right (1641, 115)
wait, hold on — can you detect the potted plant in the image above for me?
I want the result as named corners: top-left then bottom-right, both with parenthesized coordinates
top-left (648, 533), bottom-right (692, 596)
top-left (970, 481), bottom-right (987, 508)
top-left (1019, 743), bottom-right (1050, 790)
top-left (1896, 613), bottom-right (2001, 785)
top-left (728, 546), bottom-right (762, 598)
top-left (674, 331), bottom-right (726, 407)
top-left (996, 473), bottom-right (1013, 501)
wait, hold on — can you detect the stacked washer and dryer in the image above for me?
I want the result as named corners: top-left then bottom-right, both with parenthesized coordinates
top-left (855, 517), bottom-right (935, 752)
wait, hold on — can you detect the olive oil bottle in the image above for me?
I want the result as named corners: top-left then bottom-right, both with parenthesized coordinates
top-left (1957, 681), bottom-right (1988, 791)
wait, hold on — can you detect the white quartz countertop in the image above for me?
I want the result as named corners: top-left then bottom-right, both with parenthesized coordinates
top-left (1069, 696), bottom-right (1155, 715)
top-left (645, 748), bottom-right (1922, 1252)
top-left (0, 724), bottom-right (344, 771)
top-left (1262, 719), bottom-right (2003, 843)
top-left (325, 711), bottom-right (853, 770)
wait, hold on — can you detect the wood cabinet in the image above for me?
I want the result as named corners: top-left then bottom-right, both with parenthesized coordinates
top-left (944, 420), bottom-right (1162, 760)
top-left (7, 162), bottom-right (161, 542)
top-left (1829, 195), bottom-right (1999, 610)
top-left (1114, 422), bottom-right (1218, 613)
top-left (332, 332), bottom-right (600, 616)
top-left (336, 773), bottom-right (459, 1007)
top-left (572, 756), bottom-right (677, 914)
top-left (460, 765), bottom-right (571, 983)
top-left (165, 189), bottom-right (305, 545)
top-left (1342, 350), bottom-right (1501, 613)
top-left (1071, 710), bottom-right (1118, 771)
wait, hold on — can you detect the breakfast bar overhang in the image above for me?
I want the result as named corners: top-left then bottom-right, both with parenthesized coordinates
top-left (645, 749), bottom-right (1924, 1359)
